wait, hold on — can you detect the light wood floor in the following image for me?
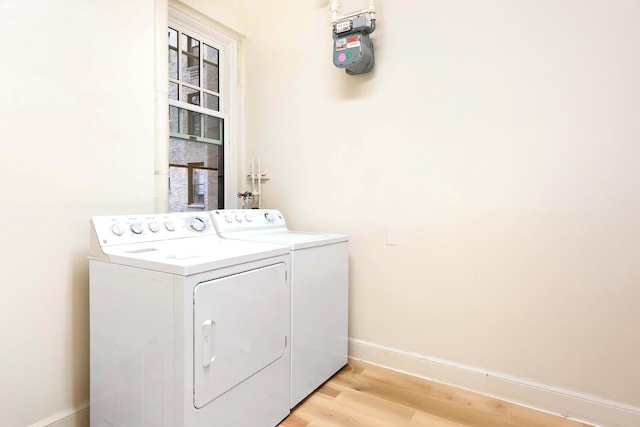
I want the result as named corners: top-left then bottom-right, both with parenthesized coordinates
top-left (278, 359), bottom-right (594, 427)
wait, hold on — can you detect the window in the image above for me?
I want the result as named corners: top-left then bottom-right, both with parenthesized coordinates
top-left (167, 12), bottom-right (236, 212)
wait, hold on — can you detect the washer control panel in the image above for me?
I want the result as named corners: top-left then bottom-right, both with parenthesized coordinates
top-left (211, 209), bottom-right (286, 233)
top-left (91, 212), bottom-right (215, 247)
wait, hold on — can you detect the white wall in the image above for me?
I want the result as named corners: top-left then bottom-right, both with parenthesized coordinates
top-left (0, 0), bottom-right (157, 425)
top-left (243, 0), bottom-right (640, 425)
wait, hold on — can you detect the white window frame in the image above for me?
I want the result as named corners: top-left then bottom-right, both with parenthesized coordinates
top-left (168, 7), bottom-right (239, 208)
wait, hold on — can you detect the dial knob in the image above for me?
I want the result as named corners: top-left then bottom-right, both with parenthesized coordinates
top-left (225, 214), bottom-right (234, 223)
top-left (111, 223), bottom-right (125, 236)
top-left (148, 222), bottom-right (160, 233)
top-left (244, 214), bottom-right (253, 222)
top-left (235, 214), bottom-right (243, 223)
top-left (265, 212), bottom-right (275, 224)
top-left (165, 221), bottom-right (175, 231)
top-left (190, 217), bottom-right (206, 232)
top-left (130, 223), bottom-right (143, 235)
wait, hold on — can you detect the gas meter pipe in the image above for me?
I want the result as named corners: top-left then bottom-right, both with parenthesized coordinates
top-left (330, 0), bottom-right (376, 25)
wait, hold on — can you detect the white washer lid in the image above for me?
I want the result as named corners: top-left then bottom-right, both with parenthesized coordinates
top-left (218, 229), bottom-right (348, 250)
top-left (98, 237), bottom-right (289, 275)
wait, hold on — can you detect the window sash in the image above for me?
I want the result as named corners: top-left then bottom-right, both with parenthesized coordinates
top-left (169, 7), bottom-right (238, 209)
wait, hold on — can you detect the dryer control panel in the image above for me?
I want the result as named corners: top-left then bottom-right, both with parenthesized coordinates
top-left (91, 212), bottom-right (215, 247)
top-left (211, 209), bottom-right (286, 233)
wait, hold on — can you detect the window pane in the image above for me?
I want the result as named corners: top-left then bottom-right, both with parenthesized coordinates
top-left (169, 105), bottom-right (179, 133)
top-left (181, 34), bottom-right (200, 86)
top-left (169, 82), bottom-right (178, 100)
top-left (204, 43), bottom-right (218, 63)
top-left (169, 105), bottom-right (223, 144)
top-left (203, 93), bottom-right (219, 111)
top-left (169, 47), bottom-right (178, 79)
top-left (183, 86), bottom-right (200, 106)
top-left (170, 107), bottom-right (201, 138)
top-left (182, 34), bottom-right (200, 55)
top-left (168, 28), bottom-right (178, 79)
top-left (168, 28), bottom-right (178, 48)
top-left (169, 138), bottom-right (224, 211)
top-left (203, 44), bottom-right (219, 93)
top-left (203, 62), bottom-right (219, 93)
top-left (203, 115), bottom-right (222, 141)
top-left (169, 139), bottom-right (222, 170)
top-left (186, 110), bottom-right (201, 138)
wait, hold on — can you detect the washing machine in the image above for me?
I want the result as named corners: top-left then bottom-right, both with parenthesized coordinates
top-left (210, 209), bottom-right (348, 408)
top-left (88, 212), bottom-right (291, 427)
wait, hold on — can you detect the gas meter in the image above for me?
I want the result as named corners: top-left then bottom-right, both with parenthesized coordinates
top-left (332, 15), bottom-right (376, 75)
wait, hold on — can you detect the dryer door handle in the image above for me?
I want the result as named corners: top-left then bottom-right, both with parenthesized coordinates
top-left (202, 319), bottom-right (216, 368)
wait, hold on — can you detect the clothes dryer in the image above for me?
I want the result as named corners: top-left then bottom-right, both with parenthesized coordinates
top-left (210, 209), bottom-right (348, 407)
top-left (88, 212), bottom-right (291, 427)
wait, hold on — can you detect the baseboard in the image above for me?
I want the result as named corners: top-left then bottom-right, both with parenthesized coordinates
top-left (28, 402), bottom-right (89, 427)
top-left (349, 338), bottom-right (640, 427)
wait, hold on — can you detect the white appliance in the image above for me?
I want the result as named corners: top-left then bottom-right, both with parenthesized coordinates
top-left (88, 212), bottom-right (291, 427)
top-left (210, 209), bottom-right (349, 408)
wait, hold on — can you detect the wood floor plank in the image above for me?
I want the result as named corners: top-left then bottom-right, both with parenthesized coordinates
top-left (408, 410), bottom-right (472, 427)
top-left (316, 383), bottom-right (342, 398)
top-left (355, 361), bottom-right (515, 420)
top-left (331, 389), bottom-right (416, 425)
top-left (295, 392), bottom-right (399, 427)
top-left (279, 359), bottom-right (595, 427)
top-left (330, 366), bottom-right (515, 426)
top-left (508, 403), bottom-right (592, 427)
top-left (279, 413), bottom-right (310, 427)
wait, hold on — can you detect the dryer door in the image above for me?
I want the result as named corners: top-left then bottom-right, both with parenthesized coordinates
top-left (193, 262), bottom-right (288, 409)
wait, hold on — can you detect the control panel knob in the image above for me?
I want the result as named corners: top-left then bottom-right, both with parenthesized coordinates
top-left (265, 212), bottom-right (275, 224)
top-left (130, 223), bottom-right (144, 235)
top-left (190, 217), bottom-right (206, 232)
top-left (244, 214), bottom-right (253, 222)
top-left (165, 221), bottom-right (175, 232)
top-left (111, 223), bottom-right (125, 236)
top-left (148, 222), bottom-right (160, 233)
top-left (225, 214), bottom-right (234, 223)
top-left (235, 214), bottom-right (243, 223)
